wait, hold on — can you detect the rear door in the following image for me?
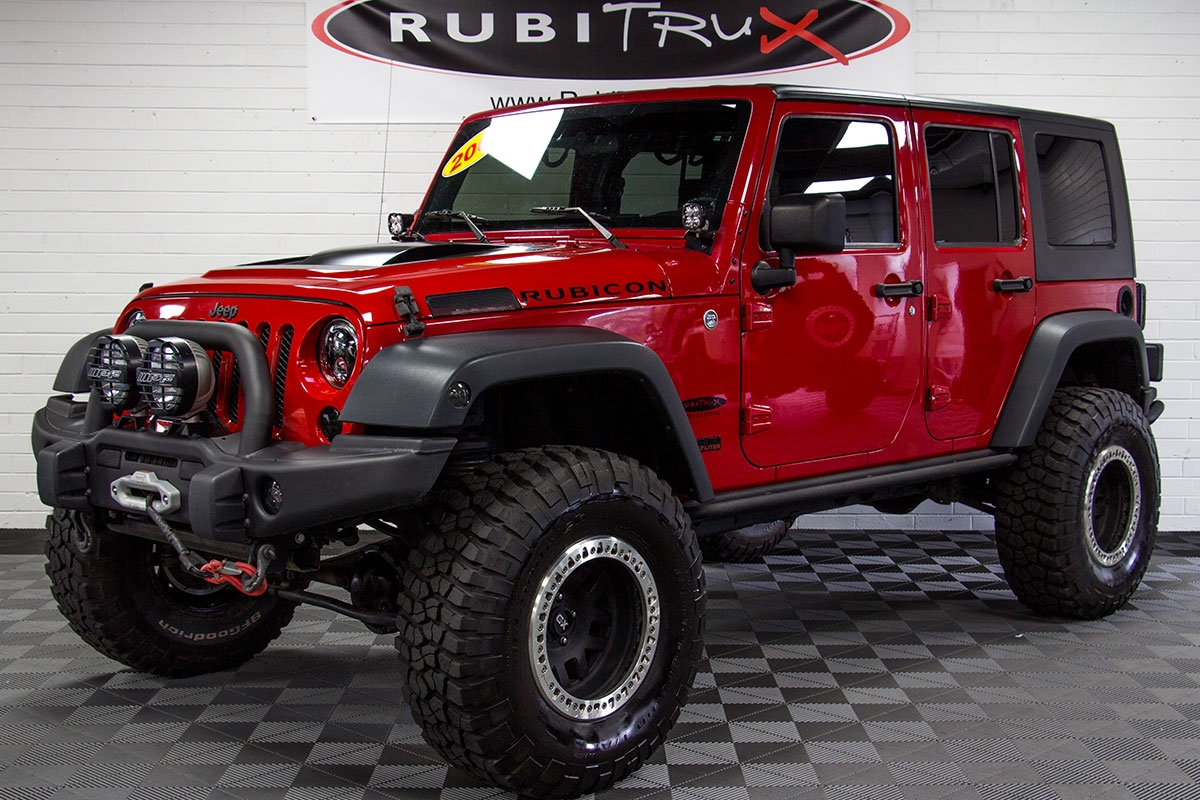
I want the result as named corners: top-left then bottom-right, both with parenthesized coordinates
top-left (913, 110), bottom-right (1036, 440)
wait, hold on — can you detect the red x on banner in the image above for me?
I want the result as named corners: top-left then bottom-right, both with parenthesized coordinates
top-left (759, 6), bottom-right (850, 65)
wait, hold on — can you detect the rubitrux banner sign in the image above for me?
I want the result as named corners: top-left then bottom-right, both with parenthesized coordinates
top-left (308, 1), bottom-right (914, 123)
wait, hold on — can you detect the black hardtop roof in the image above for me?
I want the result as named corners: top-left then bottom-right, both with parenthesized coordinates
top-left (766, 84), bottom-right (1116, 133)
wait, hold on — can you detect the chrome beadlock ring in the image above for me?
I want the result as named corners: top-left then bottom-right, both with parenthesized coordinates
top-left (529, 535), bottom-right (660, 721)
top-left (1084, 444), bottom-right (1142, 568)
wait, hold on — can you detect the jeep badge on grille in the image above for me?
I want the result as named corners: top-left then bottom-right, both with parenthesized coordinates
top-left (209, 302), bottom-right (238, 319)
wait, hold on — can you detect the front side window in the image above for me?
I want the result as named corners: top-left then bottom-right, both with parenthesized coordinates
top-left (770, 117), bottom-right (898, 246)
top-left (925, 127), bottom-right (1020, 245)
top-left (419, 99), bottom-right (751, 235)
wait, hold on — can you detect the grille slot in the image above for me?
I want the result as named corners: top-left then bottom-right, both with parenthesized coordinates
top-left (226, 355), bottom-right (240, 424)
top-left (274, 325), bottom-right (293, 429)
top-left (208, 350), bottom-right (223, 415)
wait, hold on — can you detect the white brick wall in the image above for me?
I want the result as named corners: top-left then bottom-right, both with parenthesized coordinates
top-left (1, 0), bottom-right (1196, 530)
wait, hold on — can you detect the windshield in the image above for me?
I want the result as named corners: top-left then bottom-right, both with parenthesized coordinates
top-left (418, 99), bottom-right (752, 236)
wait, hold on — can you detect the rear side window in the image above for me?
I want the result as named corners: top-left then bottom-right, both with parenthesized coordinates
top-left (925, 127), bottom-right (1020, 245)
top-left (1035, 135), bottom-right (1113, 246)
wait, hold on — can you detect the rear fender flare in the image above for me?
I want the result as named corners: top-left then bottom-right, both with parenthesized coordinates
top-left (992, 310), bottom-right (1149, 449)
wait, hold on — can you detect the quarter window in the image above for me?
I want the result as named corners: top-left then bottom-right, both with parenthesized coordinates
top-left (925, 127), bottom-right (1020, 245)
top-left (1035, 135), bottom-right (1113, 246)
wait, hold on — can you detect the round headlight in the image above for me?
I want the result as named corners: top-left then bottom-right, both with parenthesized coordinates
top-left (126, 308), bottom-right (147, 327)
top-left (137, 337), bottom-right (215, 419)
top-left (87, 334), bottom-right (146, 411)
top-left (318, 318), bottom-right (357, 388)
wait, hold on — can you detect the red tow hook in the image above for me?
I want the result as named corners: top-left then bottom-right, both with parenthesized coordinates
top-left (200, 559), bottom-right (268, 596)
top-left (145, 504), bottom-right (275, 597)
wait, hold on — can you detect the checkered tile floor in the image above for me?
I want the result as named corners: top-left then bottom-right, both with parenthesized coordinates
top-left (2, 528), bottom-right (1199, 800)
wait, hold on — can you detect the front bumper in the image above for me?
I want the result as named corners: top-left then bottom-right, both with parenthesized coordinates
top-left (34, 396), bottom-right (454, 542)
top-left (34, 322), bottom-right (455, 544)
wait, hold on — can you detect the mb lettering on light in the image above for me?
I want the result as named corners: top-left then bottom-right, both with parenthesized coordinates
top-left (388, 6), bottom-right (755, 49)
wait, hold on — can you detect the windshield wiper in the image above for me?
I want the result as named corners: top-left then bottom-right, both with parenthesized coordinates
top-left (531, 206), bottom-right (626, 249)
top-left (420, 209), bottom-right (492, 243)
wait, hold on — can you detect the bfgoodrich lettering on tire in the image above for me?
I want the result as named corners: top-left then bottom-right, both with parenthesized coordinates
top-left (994, 387), bottom-right (1160, 619)
top-left (45, 508), bottom-right (297, 676)
top-left (396, 447), bottom-right (705, 799)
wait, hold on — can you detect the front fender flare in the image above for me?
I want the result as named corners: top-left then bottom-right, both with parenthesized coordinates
top-left (341, 327), bottom-right (714, 501)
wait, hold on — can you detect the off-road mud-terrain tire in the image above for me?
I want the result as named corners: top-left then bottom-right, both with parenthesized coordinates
top-left (396, 447), bottom-right (705, 799)
top-left (45, 508), bottom-right (297, 677)
top-left (994, 387), bottom-right (1159, 619)
top-left (699, 519), bottom-right (789, 562)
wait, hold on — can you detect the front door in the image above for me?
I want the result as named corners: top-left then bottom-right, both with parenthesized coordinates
top-left (740, 103), bottom-right (924, 468)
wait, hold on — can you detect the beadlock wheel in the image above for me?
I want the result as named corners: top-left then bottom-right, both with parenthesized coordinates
top-left (396, 447), bottom-right (705, 799)
top-left (1084, 445), bottom-right (1142, 568)
top-left (994, 387), bottom-right (1160, 620)
top-left (530, 535), bottom-right (660, 721)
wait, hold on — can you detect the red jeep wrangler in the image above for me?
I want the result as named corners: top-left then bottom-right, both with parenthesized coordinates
top-left (33, 85), bottom-right (1163, 798)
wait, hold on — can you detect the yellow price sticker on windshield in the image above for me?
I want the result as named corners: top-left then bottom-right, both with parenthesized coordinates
top-left (442, 131), bottom-right (487, 178)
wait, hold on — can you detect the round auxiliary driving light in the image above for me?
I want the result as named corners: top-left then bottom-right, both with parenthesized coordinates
top-left (87, 334), bottom-right (147, 411)
top-left (262, 480), bottom-right (284, 516)
top-left (137, 337), bottom-right (215, 419)
top-left (318, 407), bottom-right (342, 441)
top-left (318, 318), bottom-right (358, 389)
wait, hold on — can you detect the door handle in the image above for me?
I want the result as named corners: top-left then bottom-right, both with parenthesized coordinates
top-left (993, 277), bottom-right (1033, 293)
top-left (873, 280), bottom-right (923, 298)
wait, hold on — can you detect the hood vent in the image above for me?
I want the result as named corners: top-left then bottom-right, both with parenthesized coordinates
top-left (426, 288), bottom-right (521, 318)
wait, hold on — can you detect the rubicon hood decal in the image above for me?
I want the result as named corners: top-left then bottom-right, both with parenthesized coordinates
top-left (313, 1), bottom-right (910, 80)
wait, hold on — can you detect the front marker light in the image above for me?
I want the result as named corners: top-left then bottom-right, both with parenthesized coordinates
top-left (87, 334), bottom-right (147, 411)
top-left (318, 318), bottom-right (358, 389)
top-left (137, 337), bottom-right (215, 419)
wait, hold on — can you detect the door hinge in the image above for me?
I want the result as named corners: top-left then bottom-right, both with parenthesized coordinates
top-left (742, 302), bottom-right (774, 332)
top-left (926, 385), bottom-right (951, 411)
top-left (927, 294), bottom-right (952, 322)
top-left (741, 404), bottom-right (773, 435)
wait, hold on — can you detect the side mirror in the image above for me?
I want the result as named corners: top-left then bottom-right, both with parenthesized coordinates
top-left (752, 193), bottom-right (846, 295)
top-left (770, 193), bottom-right (846, 267)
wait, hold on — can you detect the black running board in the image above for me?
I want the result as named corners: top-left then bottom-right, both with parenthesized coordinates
top-left (686, 450), bottom-right (1017, 536)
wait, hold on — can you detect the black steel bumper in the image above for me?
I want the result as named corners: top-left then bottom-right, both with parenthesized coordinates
top-left (34, 396), bottom-right (455, 542)
top-left (33, 322), bottom-right (455, 544)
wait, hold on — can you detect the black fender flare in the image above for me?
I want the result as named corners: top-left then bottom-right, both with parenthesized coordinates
top-left (340, 326), bottom-right (714, 501)
top-left (53, 329), bottom-right (113, 393)
top-left (991, 310), bottom-right (1150, 449)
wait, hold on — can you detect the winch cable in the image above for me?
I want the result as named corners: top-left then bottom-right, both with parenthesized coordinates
top-left (145, 505), bottom-right (270, 596)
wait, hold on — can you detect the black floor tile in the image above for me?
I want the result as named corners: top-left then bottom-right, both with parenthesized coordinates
top-left (0, 529), bottom-right (1198, 798)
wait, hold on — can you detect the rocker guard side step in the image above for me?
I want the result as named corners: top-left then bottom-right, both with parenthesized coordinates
top-left (687, 450), bottom-right (1018, 536)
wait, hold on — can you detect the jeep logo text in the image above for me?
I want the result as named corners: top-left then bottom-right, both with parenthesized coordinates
top-left (209, 303), bottom-right (238, 320)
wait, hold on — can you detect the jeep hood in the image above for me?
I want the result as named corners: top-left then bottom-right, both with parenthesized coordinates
top-left (132, 239), bottom-right (723, 326)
